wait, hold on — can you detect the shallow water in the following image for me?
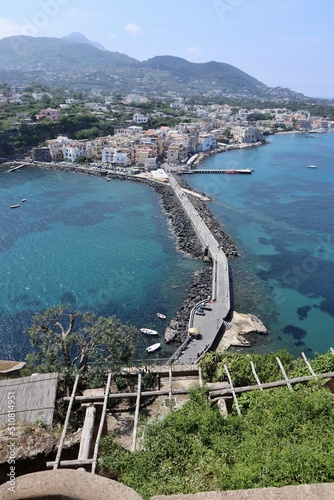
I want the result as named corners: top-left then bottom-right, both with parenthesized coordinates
top-left (186, 132), bottom-right (334, 356)
top-left (0, 168), bottom-right (201, 359)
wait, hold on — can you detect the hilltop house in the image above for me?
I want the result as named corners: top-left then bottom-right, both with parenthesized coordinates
top-left (36, 108), bottom-right (61, 122)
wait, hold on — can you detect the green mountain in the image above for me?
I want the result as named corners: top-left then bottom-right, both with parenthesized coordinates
top-left (62, 32), bottom-right (107, 51)
top-left (0, 35), bottom-right (304, 98)
top-left (0, 35), bottom-right (138, 71)
top-left (144, 55), bottom-right (268, 95)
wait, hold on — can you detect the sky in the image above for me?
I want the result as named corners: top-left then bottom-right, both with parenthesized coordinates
top-left (0, 0), bottom-right (333, 98)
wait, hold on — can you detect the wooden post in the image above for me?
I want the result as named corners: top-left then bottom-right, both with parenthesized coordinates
top-left (131, 373), bottom-right (142, 452)
top-left (302, 352), bottom-right (316, 377)
top-left (92, 372), bottom-right (112, 474)
top-left (169, 364), bottom-right (173, 402)
top-left (78, 404), bottom-right (96, 460)
top-left (250, 361), bottom-right (263, 391)
top-left (199, 365), bottom-right (203, 387)
top-left (276, 357), bottom-right (293, 392)
top-left (224, 364), bottom-right (241, 416)
top-left (52, 374), bottom-right (80, 470)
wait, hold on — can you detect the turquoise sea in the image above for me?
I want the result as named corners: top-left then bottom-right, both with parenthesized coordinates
top-left (0, 168), bottom-right (201, 360)
top-left (186, 132), bottom-right (334, 357)
top-left (1, 132), bottom-right (334, 361)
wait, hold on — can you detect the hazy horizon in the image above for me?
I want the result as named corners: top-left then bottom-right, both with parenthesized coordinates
top-left (0, 0), bottom-right (333, 98)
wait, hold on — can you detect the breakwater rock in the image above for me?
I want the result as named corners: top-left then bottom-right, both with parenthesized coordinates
top-left (175, 174), bottom-right (239, 258)
top-left (165, 266), bottom-right (213, 344)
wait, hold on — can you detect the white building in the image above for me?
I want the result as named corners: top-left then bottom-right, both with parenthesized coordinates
top-left (63, 143), bottom-right (87, 162)
top-left (233, 127), bottom-right (261, 143)
top-left (133, 113), bottom-right (149, 124)
top-left (199, 133), bottom-right (217, 152)
top-left (102, 148), bottom-right (129, 166)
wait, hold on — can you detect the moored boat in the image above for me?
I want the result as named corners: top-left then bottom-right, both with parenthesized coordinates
top-left (140, 328), bottom-right (158, 336)
top-left (308, 164), bottom-right (317, 169)
top-left (157, 312), bottom-right (166, 320)
top-left (10, 204), bottom-right (20, 209)
top-left (146, 342), bottom-right (161, 353)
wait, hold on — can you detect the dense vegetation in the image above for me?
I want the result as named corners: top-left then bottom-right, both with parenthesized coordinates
top-left (99, 351), bottom-right (334, 498)
top-left (199, 350), bottom-right (334, 383)
top-left (24, 306), bottom-right (138, 391)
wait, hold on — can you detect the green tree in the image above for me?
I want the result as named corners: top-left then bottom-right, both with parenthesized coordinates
top-left (25, 306), bottom-right (138, 388)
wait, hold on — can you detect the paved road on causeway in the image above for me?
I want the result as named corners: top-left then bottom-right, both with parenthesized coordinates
top-left (168, 174), bottom-right (231, 363)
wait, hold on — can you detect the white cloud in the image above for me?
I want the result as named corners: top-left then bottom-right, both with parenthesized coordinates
top-left (109, 33), bottom-right (117, 40)
top-left (0, 17), bottom-right (24, 38)
top-left (123, 23), bottom-right (143, 37)
top-left (184, 46), bottom-right (202, 58)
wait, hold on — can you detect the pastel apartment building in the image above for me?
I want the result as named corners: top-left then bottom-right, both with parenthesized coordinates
top-left (45, 136), bottom-right (71, 161)
top-left (36, 108), bottom-right (61, 122)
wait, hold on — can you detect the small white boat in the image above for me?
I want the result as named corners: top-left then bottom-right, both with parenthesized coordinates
top-left (308, 164), bottom-right (317, 169)
top-left (157, 312), bottom-right (166, 320)
top-left (146, 342), bottom-right (161, 353)
top-left (140, 328), bottom-right (158, 336)
top-left (10, 204), bottom-right (20, 209)
top-left (21, 198), bottom-right (27, 202)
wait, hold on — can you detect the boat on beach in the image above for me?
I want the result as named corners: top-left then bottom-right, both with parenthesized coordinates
top-left (157, 312), bottom-right (166, 320)
top-left (146, 342), bottom-right (161, 353)
top-left (140, 328), bottom-right (158, 336)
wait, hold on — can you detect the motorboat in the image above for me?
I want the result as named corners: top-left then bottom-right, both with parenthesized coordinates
top-left (21, 199), bottom-right (27, 202)
top-left (10, 204), bottom-right (20, 209)
top-left (146, 342), bottom-right (161, 353)
top-left (157, 312), bottom-right (166, 320)
top-left (308, 164), bottom-right (317, 169)
top-left (140, 328), bottom-right (158, 336)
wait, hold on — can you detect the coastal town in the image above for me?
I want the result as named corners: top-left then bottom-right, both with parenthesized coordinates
top-left (1, 7), bottom-right (334, 496)
top-left (1, 85), bottom-right (333, 170)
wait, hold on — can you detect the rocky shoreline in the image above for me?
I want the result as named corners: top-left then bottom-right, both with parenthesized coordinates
top-left (2, 160), bottom-right (239, 347)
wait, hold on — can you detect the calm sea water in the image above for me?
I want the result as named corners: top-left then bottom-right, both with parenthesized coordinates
top-left (0, 168), bottom-right (201, 360)
top-left (186, 132), bottom-right (334, 356)
top-left (1, 132), bottom-right (334, 361)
